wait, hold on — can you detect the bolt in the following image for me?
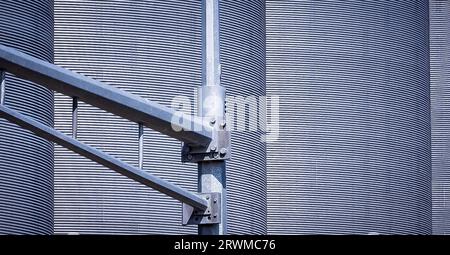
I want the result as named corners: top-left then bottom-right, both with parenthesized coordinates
top-left (210, 118), bottom-right (216, 125)
top-left (219, 148), bottom-right (227, 156)
top-left (214, 214), bottom-right (217, 218)
top-left (208, 216), bottom-right (212, 220)
top-left (206, 196), bottom-right (210, 200)
top-left (210, 145), bottom-right (217, 151)
top-left (187, 154), bottom-right (193, 160)
top-left (220, 122), bottom-right (226, 129)
top-left (214, 199), bottom-right (217, 204)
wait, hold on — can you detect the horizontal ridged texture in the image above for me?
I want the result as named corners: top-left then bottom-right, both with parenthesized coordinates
top-left (0, 1), bottom-right (54, 234)
top-left (54, 0), bottom-right (265, 234)
top-left (430, 0), bottom-right (450, 235)
top-left (220, 0), bottom-right (266, 235)
top-left (266, 1), bottom-right (431, 234)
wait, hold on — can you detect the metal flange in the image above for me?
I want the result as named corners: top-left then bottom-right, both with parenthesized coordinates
top-left (182, 192), bottom-right (221, 225)
top-left (181, 121), bottom-right (230, 162)
top-left (181, 85), bottom-right (230, 163)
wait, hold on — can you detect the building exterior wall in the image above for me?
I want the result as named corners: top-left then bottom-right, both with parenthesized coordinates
top-left (0, 0), bottom-right (436, 235)
top-left (431, 0), bottom-right (450, 235)
top-left (0, 0), bottom-right (54, 234)
top-left (53, 0), bottom-right (266, 234)
top-left (266, 1), bottom-right (431, 234)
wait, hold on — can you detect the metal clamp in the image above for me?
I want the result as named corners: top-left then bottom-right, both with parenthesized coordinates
top-left (181, 85), bottom-right (231, 162)
top-left (182, 192), bottom-right (221, 225)
top-left (181, 122), bottom-right (230, 162)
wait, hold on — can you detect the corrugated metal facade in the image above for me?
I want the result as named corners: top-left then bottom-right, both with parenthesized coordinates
top-left (0, 1), bottom-right (54, 234)
top-left (431, 0), bottom-right (450, 235)
top-left (266, 1), bottom-right (431, 234)
top-left (53, 0), bottom-right (266, 234)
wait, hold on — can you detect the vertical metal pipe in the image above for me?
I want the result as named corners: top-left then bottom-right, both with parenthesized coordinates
top-left (199, 0), bottom-right (227, 235)
top-left (0, 70), bottom-right (5, 105)
top-left (138, 123), bottom-right (144, 169)
top-left (72, 97), bottom-right (78, 138)
top-left (202, 0), bottom-right (221, 87)
top-left (198, 161), bottom-right (227, 235)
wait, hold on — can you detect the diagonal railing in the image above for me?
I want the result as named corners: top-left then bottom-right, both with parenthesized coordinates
top-left (0, 45), bottom-right (209, 210)
top-left (0, 45), bottom-right (212, 146)
top-left (0, 104), bottom-right (209, 210)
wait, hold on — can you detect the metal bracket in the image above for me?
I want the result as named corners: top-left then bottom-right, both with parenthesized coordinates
top-left (181, 123), bottom-right (230, 162)
top-left (181, 85), bottom-right (231, 163)
top-left (182, 192), bottom-right (221, 225)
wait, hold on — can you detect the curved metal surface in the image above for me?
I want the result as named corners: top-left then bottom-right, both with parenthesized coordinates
top-left (430, 0), bottom-right (450, 235)
top-left (266, 1), bottom-right (431, 234)
top-left (53, 0), bottom-right (265, 234)
top-left (220, 0), bottom-right (266, 235)
top-left (0, 0), bottom-right (54, 234)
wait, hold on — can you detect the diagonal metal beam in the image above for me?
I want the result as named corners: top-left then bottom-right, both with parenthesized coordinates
top-left (0, 105), bottom-right (209, 210)
top-left (0, 44), bottom-right (212, 146)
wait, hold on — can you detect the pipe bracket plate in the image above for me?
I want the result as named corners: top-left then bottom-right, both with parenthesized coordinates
top-left (182, 192), bottom-right (221, 225)
top-left (181, 85), bottom-right (230, 162)
top-left (181, 125), bottom-right (230, 162)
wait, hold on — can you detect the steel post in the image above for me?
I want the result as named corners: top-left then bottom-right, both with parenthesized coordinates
top-left (72, 97), bottom-right (78, 138)
top-left (138, 123), bottom-right (144, 169)
top-left (0, 69), bottom-right (5, 105)
top-left (198, 0), bottom-right (227, 235)
top-left (198, 161), bottom-right (227, 235)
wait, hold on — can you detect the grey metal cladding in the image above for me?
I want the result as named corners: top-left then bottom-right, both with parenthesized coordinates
top-left (0, 1), bottom-right (54, 234)
top-left (54, 0), bottom-right (266, 234)
top-left (430, 0), bottom-right (450, 235)
top-left (220, 0), bottom-right (267, 235)
top-left (266, 1), bottom-right (431, 234)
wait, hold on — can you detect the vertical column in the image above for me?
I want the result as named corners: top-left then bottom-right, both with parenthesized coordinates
top-left (138, 123), bottom-right (144, 169)
top-left (198, 0), bottom-right (227, 235)
top-left (0, 70), bottom-right (5, 105)
top-left (72, 97), bottom-right (78, 138)
top-left (198, 161), bottom-right (226, 235)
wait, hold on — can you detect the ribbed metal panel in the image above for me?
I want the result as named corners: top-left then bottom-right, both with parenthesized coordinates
top-left (220, 0), bottom-right (266, 235)
top-left (54, 0), bottom-right (265, 234)
top-left (266, 1), bottom-right (431, 234)
top-left (431, 0), bottom-right (450, 235)
top-left (0, 1), bottom-right (54, 234)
